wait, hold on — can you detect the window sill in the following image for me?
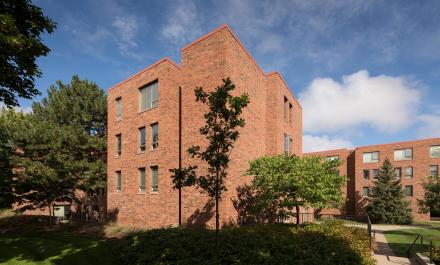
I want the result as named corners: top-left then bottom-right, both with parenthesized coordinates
top-left (137, 192), bottom-right (146, 195)
top-left (137, 150), bottom-right (146, 155)
top-left (150, 191), bottom-right (159, 195)
top-left (139, 105), bottom-right (159, 114)
top-left (116, 117), bottom-right (122, 122)
top-left (114, 154), bottom-right (121, 159)
top-left (115, 191), bottom-right (121, 194)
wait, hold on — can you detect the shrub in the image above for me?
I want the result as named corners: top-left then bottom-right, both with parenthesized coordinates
top-left (117, 221), bottom-right (375, 265)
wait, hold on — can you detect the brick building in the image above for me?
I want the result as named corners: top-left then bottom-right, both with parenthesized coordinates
top-left (107, 25), bottom-right (302, 228)
top-left (304, 138), bottom-right (440, 221)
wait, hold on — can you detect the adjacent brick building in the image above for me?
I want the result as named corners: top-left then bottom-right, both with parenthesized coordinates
top-left (107, 25), bottom-right (302, 228)
top-left (304, 138), bottom-right (440, 221)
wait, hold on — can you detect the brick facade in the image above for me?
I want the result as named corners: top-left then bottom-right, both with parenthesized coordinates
top-left (107, 25), bottom-right (302, 228)
top-left (304, 138), bottom-right (440, 221)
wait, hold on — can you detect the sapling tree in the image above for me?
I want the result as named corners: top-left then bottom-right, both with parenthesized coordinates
top-left (170, 78), bottom-right (249, 245)
top-left (247, 154), bottom-right (345, 225)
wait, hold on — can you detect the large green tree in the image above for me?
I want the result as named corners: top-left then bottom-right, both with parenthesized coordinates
top-left (170, 78), bottom-right (249, 244)
top-left (247, 154), bottom-right (345, 225)
top-left (0, 109), bottom-right (16, 208)
top-left (11, 75), bottom-right (107, 221)
top-left (418, 174), bottom-right (440, 216)
top-left (0, 0), bottom-right (56, 107)
top-left (367, 158), bottom-right (412, 224)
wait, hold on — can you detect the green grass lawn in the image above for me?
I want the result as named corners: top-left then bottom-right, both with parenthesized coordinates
top-left (0, 232), bottom-right (115, 265)
top-left (384, 224), bottom-right (440, 257)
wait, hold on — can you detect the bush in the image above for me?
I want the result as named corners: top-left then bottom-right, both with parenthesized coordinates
top-left (117, 221), bottom-right (375, 265)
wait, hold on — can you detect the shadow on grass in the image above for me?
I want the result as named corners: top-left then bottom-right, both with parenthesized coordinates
top-left (0, 232), bottom-right (116, 265)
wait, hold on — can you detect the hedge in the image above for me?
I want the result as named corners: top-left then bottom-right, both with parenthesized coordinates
top-left (116, 221), bottom-right (375, 265)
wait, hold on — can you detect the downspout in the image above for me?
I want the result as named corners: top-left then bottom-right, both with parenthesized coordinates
top-left (178, 86), bottom-right (182, 227)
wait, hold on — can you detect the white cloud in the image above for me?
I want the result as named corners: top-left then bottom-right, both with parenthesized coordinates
top-left (303, 134), bottom-right (354, 153)
top-left (418, 112), bottom-right (440, 138)
top-left (161, 0), bottom-right (201, 44)
top-left (112, 15), bottom-right (139, 53)
top-left (299, 70), bottom-right (422, 133)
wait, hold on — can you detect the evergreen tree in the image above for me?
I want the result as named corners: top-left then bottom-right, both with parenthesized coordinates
top-left (0, 109), bottom-right (14, 208)
top-left (367, 158), bottom-right (412, 224)
top-left (11, 75), bottom-right (107, 221)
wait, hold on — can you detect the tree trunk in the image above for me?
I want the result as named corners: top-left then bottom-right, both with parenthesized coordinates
top-left (296, 205), bottom-right (300, 226)
top-left (49, 203), bottom-right (52, 226)
top-left (215, 170), bottom-right (219, 247)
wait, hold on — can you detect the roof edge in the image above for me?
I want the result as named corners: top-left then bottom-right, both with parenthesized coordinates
top-left (108, 58), bottom-right (181, 91)
top-left (355, 137), bottom-right (440, 150)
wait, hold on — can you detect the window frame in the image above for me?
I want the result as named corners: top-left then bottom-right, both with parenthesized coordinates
top-left (283, 133), bottom-right (291, 155)
top-left (138, 167), bottom-right (146, 193)
top-left (116, 97), bottom-right (122, 120)
top-left (431, 146), bottom-right (440, 158)
top-left (363, 151), bottom-right (380, 163)
top-left (404, 185), bottom-right (413, 197)
top-left (363, 169), bottom-right (370, 180)
top-left (362, 187), bottom-right (370, 197)
top-left (405, 167), bottom-right (413, 179)
top-left (115, 134), bottom-right (122, 156)
top-left (372, 169), bottom-right (380, 179)
top-left (430, 165), bottom-right (438, 177)
top-left (151, 166), bottom-right (158, 192)
top-left (139, 80), bottom-right (158, 112)
top-left (139, 126), bottom-right (146, 152)
top-left (151, 123), bottom-right (158, 150)
top-left (394, 148), bottom-right (413, 161)
top-left (116, 171), bottom-right (121, 192)
top-left (394, 167), bottom-right (402, 178)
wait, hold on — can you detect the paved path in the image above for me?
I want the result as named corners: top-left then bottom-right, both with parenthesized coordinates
top-left (373, 229), bottom-right (416, 265)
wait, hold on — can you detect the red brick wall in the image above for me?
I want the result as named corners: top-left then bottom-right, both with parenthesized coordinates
top-left (107, 25), bottom-right (302, 228)
top-left (304, 138), bottom-right (440, 221)
top-left (353, 138), bottom-right (440, 221)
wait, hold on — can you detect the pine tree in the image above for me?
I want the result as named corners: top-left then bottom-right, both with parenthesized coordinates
top-left (10, 75), bottom-right (107, 221)
top-left (367, 158), bottom-right (412, 224)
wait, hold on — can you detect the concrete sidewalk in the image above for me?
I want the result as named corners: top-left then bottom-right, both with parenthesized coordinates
top-left (374, 231), bottom-right (416, 265)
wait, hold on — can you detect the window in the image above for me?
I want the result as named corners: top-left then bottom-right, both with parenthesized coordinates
top-left (116, 97), bottom-right (122, 120)
top-left (116, 134), bottom-right (121, 156)
top-left (372, 169), bottom-right (380, 179)
top-left (394, 148), bottom-right (413, 161)
top-left (405, 185), bottom-right (413, 197)
top-left (363, 152), bottom-right (380, 163)
top-left (405, 167), bottom-right (413, 178)
top-left (151, 166), bottom-right (158, 192)
top-left (325, 155), bottom-right (340, 161)
top-left (363, 187), bottom-right (370, 197)
top-left (140, 81), bottom-right (158, 111)
top-left (139, 127), bottom-right (146, 152)
top-left (139, 168), bottom-right (146, 193)
top-left (394, 167), bottom-right (402, 178)
top-left (289, 103), bottom-right (293, 124)
top-left (431, 146), bottom-right (440, 158)
top-left (363, 170), bottom-right (370, 180)
top-left (116, 171), bottom-right (121, 192)
top-left (284, 97), bottom-right (288, 122)
top-left (151, 123), bottom-right (158, 149)
top-left (283, 133), bottom-right (291, 155)
top-left (430, 165), bottom-right (439, 177)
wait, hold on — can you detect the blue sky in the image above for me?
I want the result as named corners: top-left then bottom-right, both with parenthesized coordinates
top-left (19, 0), bottom-right (440, 151)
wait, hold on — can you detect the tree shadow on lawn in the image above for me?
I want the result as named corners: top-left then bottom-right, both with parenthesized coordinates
top-left (116, 224), bottom-right (372, 265)
top-left (0, 232), bottom-right (115, 265)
